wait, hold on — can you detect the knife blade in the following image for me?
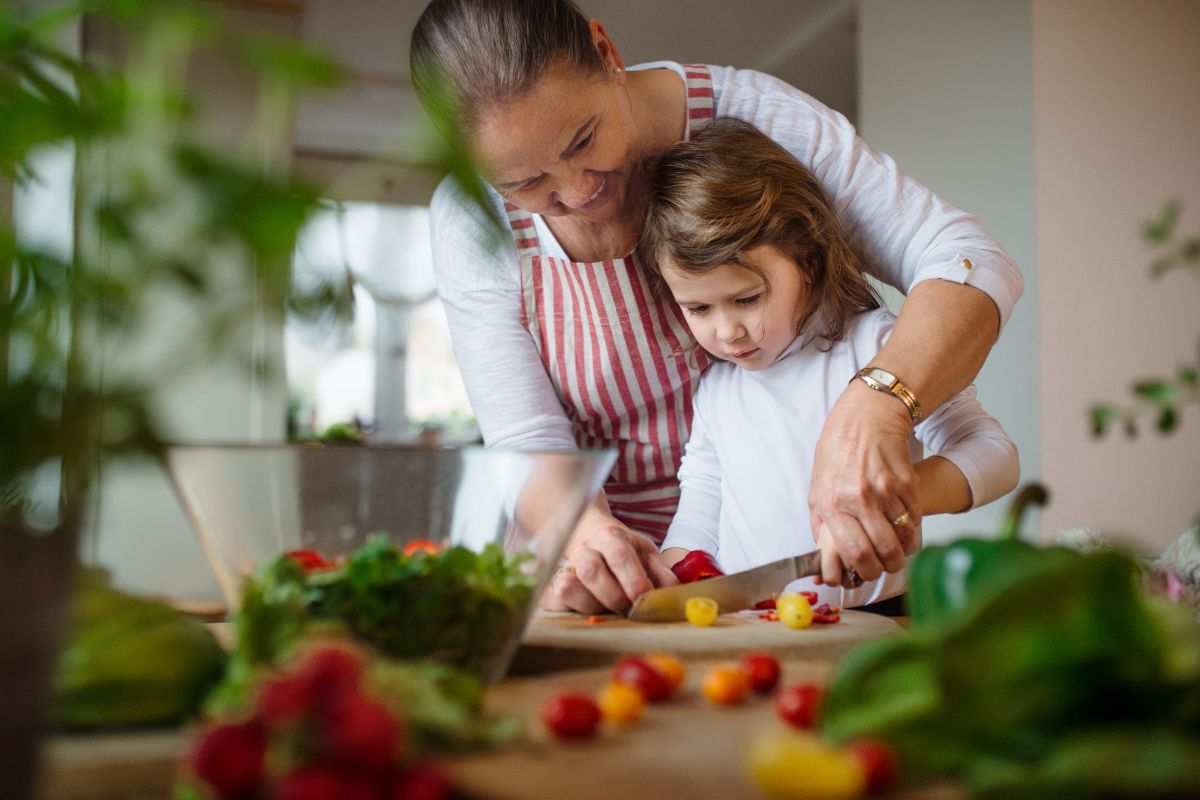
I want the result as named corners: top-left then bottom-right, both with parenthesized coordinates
top-left (627, 550), bottom-right (823, 623)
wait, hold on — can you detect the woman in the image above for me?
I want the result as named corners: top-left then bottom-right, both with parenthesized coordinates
top-left (410, 0), bottom-right (1022, 614)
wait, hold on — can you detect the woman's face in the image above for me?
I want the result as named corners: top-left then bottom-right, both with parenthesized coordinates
top-left (471, 55), bottom-right (644, 224)
top-left (660, 245), bottom-right (812, 371)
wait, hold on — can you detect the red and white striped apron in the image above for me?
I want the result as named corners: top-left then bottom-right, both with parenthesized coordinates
top-left (507, 65), bottom-right (716, 542)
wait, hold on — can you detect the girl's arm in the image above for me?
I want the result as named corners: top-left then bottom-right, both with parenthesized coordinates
top-left (914, 455), bottom-right (973, 516)
top-left (660, 390), bottom-right (723, 561)
top-left (912, 385), bottom-right (1021, 514)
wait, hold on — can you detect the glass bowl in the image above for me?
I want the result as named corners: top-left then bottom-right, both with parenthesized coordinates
top-left (166, 444), bottom-right (614, 681)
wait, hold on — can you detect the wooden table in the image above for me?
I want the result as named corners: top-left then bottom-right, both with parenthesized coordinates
top-left (41, 617), bottom-right (942, 800)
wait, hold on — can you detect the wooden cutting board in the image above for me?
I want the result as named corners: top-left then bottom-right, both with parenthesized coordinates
top-left (450, 660), bottom-right (962, 800)
top-left (511, 609), bottom-right (900, 674)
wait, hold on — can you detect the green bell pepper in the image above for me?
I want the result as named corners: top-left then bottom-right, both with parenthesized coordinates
top-left (907, 484), bottom-right (1081, 631)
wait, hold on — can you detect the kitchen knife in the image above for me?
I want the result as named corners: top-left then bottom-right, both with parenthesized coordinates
top-left (627, 550), bottom-right (823, 623)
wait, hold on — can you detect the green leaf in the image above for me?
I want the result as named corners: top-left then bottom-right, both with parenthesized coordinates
top-left (1133, 380), bottom-right (1175, 405)
top-left (1142, 200), bottom-right (1181, 246)
top-left (1182, 237), bottom-right (1200, 263)
top-left (1087, 404), bottom-right (1115, 438)
top-left (1157, 406), bottom-right (1179, 434)
top-left (1179, 366), bottom-right (1199, 386)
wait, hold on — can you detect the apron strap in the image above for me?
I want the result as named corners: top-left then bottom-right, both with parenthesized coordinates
top-left (683, 64), bottom-right (716, 135)
top-left (504, 201), bottom-right (541, 258)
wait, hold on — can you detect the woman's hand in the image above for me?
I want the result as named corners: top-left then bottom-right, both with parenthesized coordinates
top-left (809, 381), bottom-right (922, 586)
top-left (541, 507), bottom-right (678, 614)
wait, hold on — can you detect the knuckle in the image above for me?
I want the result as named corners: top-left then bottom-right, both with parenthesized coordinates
top-left (575, 556), bottom-right (602, 583)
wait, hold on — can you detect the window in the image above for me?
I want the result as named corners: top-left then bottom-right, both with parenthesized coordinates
top-left (286, 201), bottom-right (475, 444)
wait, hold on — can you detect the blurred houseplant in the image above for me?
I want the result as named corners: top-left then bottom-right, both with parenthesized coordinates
top-left (1089, 201), bottom-right (1199, 440)
top-left (0, 2), bottom-right (490, 797)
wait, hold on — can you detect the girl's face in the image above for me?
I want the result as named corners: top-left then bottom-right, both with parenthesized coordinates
top-left (660, 245), bottom-right (812, 370)
top-left (470, 27), bottom-right (645, 224)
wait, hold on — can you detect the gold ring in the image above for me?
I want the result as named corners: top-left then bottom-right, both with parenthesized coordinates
top-left (892, 511), bottom-right (912, 528)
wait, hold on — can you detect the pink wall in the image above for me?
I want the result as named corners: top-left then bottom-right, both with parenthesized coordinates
top-left (1034, 0), bottom-right (1200, 547)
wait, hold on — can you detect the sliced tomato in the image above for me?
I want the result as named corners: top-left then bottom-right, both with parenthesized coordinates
top-left (812, 603), bottom-right (841, 624)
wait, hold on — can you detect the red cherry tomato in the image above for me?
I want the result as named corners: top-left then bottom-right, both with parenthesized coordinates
top-left (612, 656), bottom-right (672, 703)
top-left (798, 591), bottom-right (819, 606)
top-left (540, 693), bottom-right (601, 740)
top-left (753, 597), bottom-right (777, 610)
top-left (741, 652), bottom-right (782, 695)
top-left (776, 683), bottom-right (823, 729)
top-left (284, 549), bottom-right (334, 572)
top-left (846, 739), bottom-right (900, 795)
top-left (671, 550), bottom-right (724, 583)
top-left (402, 539), bottom-right (442, 557)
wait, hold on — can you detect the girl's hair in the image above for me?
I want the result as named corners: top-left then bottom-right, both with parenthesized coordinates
top-left (410, 0), bottom-right (604, 130)
top-left (642, 118), bottom-right (879, 345)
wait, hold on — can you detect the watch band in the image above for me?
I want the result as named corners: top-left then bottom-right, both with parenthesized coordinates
top-left (853, 367), bottom-right (923, 423)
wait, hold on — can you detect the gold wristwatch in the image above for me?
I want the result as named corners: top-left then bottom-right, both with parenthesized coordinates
top-left (853, 366), bottom-right (922, 423)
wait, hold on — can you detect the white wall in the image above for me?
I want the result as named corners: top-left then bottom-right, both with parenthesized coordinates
top-left (859, 0), bottom-right (1038, 541)
top-left (1033, 0), bottom-right (1200, 548)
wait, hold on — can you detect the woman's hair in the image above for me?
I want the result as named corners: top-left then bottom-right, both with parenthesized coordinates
top-left (410, 0), bottom-right (604, 130)
top-left (642, 118), bottom-right (879, 345)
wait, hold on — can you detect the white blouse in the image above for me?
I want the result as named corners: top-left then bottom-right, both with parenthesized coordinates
top-left (428, 61), bottom-right (1024, 453)
top-left (661, 308), bottom-right (1020, 608)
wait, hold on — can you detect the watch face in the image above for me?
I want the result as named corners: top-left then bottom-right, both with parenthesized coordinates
top-left (867, 367), bottom-right (897, 388)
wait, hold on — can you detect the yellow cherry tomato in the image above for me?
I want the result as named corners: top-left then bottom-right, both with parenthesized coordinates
top-left (777, 593), bottom-right (814, 630)
top-left (685, 596), bottom-right (719, 627)
top-left (702, 663), bottom-right (750, 706)
top-left (747, 733), bottom-right (867, 799)
top-left (646, 653), bottom-right (686, 694)
top-left (598, 682), bottom-right (644, 725)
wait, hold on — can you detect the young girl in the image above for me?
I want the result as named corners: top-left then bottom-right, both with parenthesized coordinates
top-left (641, 119), bottom-right (1020, 609)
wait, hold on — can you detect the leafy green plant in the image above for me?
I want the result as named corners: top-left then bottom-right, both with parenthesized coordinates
top-left (1089, 201), bottom-right (1199, 438)
top-left (0, 0), bottom-right (492, 529)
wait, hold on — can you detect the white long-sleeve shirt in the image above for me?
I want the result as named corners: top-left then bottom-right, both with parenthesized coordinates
top-left (661, 308), bottom-right (1020, 608)
top-left (429, 61), bottom-right (1024, 454)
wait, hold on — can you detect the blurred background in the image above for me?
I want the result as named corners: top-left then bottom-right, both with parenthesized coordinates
top-left (9, 0), bottom-right (1197, 601)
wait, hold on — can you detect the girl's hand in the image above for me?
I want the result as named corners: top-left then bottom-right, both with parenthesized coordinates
top-left (809, 381), bottom-right (921, 585)
top-left (540, 509), bottom-right (678, 614)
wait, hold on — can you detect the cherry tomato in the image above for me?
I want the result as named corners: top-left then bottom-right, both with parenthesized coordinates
top-left (702, 664), bottom-right (750, 706)
top-left (747, 732), bottom-right (866, 799)
top-left (741, 652), bottom-right (781, 695)
top-left (753, 597), bottom-right (777, 610)
top-left (646, 654), bottom-right (685, 695)
top-left (612, 656), bottom-right (672, 703)
top-left (402, 539), bottom-right (442, 557)
top-left (284, 549), bottom-right (334, 572)
top-left (777, 593), bottom-right (814, 629)
top-left (597, 682), bottom-right (644, 725)
top-left (671, 550), bottom-right (724, 583)
top-left (540, 693), bottom-right (601, 740)
top-left (776, 683), bottom-right (823, 729)
top-left (846, 739), bottom-right (899, 795)
top-left (685, 596), bottom-right (719, 627)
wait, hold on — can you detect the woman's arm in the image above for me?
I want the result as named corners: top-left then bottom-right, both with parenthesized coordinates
top-left (434, 180), bottom-right (674, 613)
top-left (431, 179), bottom-right (576, 450)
